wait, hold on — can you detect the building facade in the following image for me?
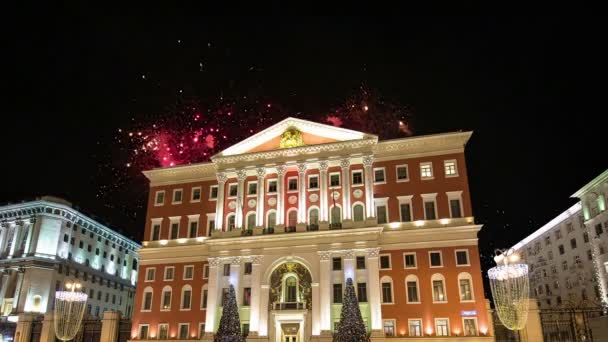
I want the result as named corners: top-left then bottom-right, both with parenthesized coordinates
top-left (131, 118), bottom-right (493, 341)
top-left (0, 196), bottom-right (140, 321)
top-left (496, 170), bottom-right (608, 310)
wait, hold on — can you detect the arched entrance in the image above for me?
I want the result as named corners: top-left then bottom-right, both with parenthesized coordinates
top-left (268, 262), bottom-right (313, 342)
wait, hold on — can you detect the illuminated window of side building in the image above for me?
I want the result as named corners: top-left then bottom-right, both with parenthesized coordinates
top-left (158, 324), bottom-right (168, 339)
top-left (383, 320), bottom-right (395, 337)
top-left (432, 274), bottom-right (447, 303)
top-left (408, 319), bottom-right (422, 337)
top-left (178, 323), bottom-right (189, 339)
top-left (458, 272), bottom-right (474, 302)
top-left (444, 160), bottom-right (458, 177)
top-left (138, 325), bottom-right (149, 339)
top-left (463, 317), bottom-right (478, 336)
top-left (420, 162), bottom-right (433, 179)
top-left (435, 318), bottom-right (449, 336)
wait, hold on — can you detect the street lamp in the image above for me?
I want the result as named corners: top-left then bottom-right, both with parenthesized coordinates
top-left (54, 282), bottom-right (88, 341)
top-left (489, 249), bottom-right (530, 330)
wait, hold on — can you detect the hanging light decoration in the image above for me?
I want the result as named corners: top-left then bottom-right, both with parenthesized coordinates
top-left (54, 282), bottom-right (88, 341)
top-left (489, 249), bottom-right (530, 330)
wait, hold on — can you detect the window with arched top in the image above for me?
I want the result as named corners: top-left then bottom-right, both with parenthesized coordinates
top-left (226, 214), bottom-right (236, 231)
top-left (380, 275), bottom-right (394, 304)
top-left (284, 275), bottom-right (298, 302)
top-left (431, 273), bottom-right (447, 303)
top-left (181, 285), bottom-right (192, 310)
top-left (161, 286), bottom-right (172, 311)
top-left (141, 287), bottom-right (153, 311)
top-left (246, 212), bottom-right (256, 229)
top-left (353, 203), bottom-right (364, 222)
top-left (405, 275), bottom-right (420, 303)
top-left (308, 207), bottom-right (319, 225)
top-left (288, 210), bottom-right (298, 227)
top-left (267, 211), bottom-right (276, 228)
top-left (457, 272), bottom-right (474, 302)
top-left (331, 206), bottom-right (342, 224)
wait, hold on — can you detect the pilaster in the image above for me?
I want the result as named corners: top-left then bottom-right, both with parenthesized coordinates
top-left (318, 251), bottom-right (332, 334)
top-left (276, 166), bottom-right (286, 226)
top-left (215, 173), bottom-right (227, 231)
top-left (297, 162), bottom-right (307, 224)
top-left (235, 170), bottom-right (247, 229)
top-left (256, 168), bottom-right (266, 227)
top-left (249, 255), bottom-right (263, 335)
top-left (340, 158), bottom-right (351, 221)
top-left (204, 257), bottom-right (221, 334)
top-left (363, 155), bottom-right (375, 219)
top-left (366, 247), bottom-right (382, 332)
top-left (319, 161), bottom-right (329, 223)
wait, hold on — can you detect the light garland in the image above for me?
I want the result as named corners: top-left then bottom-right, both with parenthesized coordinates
top-left (489, 251), bottom-right (530, 331)
top-left (54, 283), bottom-right (88, 341)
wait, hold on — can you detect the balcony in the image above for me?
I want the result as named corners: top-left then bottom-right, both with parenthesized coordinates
top-left (273, 302), bottom-right (305, 310)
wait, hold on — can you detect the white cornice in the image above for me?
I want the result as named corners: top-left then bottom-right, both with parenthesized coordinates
top-left (571, 169), bottom-right (608, 198)
top-left (374, 131), bottom-right (472, 158)
top-left (143, 162), bottom-right (216, 187)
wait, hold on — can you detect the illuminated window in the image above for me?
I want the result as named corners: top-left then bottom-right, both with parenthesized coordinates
top-left (161, 287), bottom-right (172, 310)
top-left (383, 320), bottom-right (395, 337)
top-left (444, 160), bottom-right (458, 176)
top-left (420, 163), bottom-right (433, 179)
top-left (178, 323), bottom-right (189, 339)
top-left (158, 324), bottom-right (168, 339)
top-left (408, 319), bottom-right (422, 337)
top-left (432, 275), bottom-right (447, 302)
top-left (435, 318), bottom-right (449, 336)
top-left (463, 318), bottom-right (478, 336)
top-left (458, 273), bottom-right (474, 302)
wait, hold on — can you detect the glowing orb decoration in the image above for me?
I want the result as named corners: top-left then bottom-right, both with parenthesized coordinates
top-left (54, 283), bottom-right (88, 341)
top-left (488, 256), bottom-right (530, 331)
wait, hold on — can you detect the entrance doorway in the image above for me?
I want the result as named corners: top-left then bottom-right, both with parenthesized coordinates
top-left (282, 323), bottom-right (299, 342)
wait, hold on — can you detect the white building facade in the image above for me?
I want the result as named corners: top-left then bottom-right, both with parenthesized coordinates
top-left (0, 196), bottom-right (140, 321)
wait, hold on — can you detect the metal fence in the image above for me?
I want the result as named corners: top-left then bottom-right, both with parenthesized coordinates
top-left (540, 308), bottom-right (603, 342)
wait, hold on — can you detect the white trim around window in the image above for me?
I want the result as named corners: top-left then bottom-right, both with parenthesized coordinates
top-left (203, 264), bottom-right (209, 279)
top-left (180, 285), bottom-right (192, 311)
top-left (458, 272), bottom-right (475, 303)
top-left (187, 215), bottom-right (200, 238)
top-left (405, 274), bottom-right (421, 304)
top-left (227, 183), bottom-right (238, 198)
top-left (154, 190), bottom-right (165, 206)
top-left (201, 284), bottom-right (208, 309)
top-left (462, 317), bottom-right (479, 336)
top-left (446, 191), bottom-right (464, 218)
top-left (434, 317), bottom-right (450, 336)
top-left (191, 186), bottom-right (202, 203)
top-left (329, 172), bottom-right (341, 189)
top-left (199, 322), bottom-right (206, 338)
top-left (395, 164), bottom-right (410, 182)
top-left (160, 285), bottom-right (172, 311)
top-left (209, 185), bottom-right (218, 201)
top-left (168, 216), bottom-right (181, 240)
top-left (150, 218), bottom-right (163, 241)
top-left (287, 176), bottom-right (299, 193)
top-left (172, 188), bottom-right (183, 204)
top-left (379, 253), bottom-right (392, 270)
top-left (307, 174), bottom-right (320, 191)
top-left (138, 324), bottom-right (150, 339)
top-left (373, 167), bottom-right (387, 185)
top-left (145, 267), bottom-right (156, 282)
top-left (178, 323), bottom-right (190, 338)
top-left (397, 195), bottom-right (414, 222)
top-left (351, 169), bottom-right (364, 187)
top-left (431, 273), bottom-right (448, 303)
top-left (374, 197), bottom-right (389, 224)
top-left (420, 162), bottom-right (434, 180)
top-left (164, 266), bottom-right (175, 281)
top-left (141, 287), bottom-right (153, 312)
top-left (382, 319), bottom-right (396, 336)
top-left (380, 275), bottom-right (395, 304)
top-left (184, 265), bottom-right (194, 280)
top-left (246, 181), bottom-right (258, 197)
top-left (429, 250), bottom-right (443, 268)
top-left (421, 193), bottom-right (438, 220)
top-left (157, 323), bottom-right (169, 339)
top-left (266, 178), bottom-right (278, 194)
top-left (455, 249), bottom-right (471, 267)
top-left (206, 213), bottom-right (216, 236)
top-left (403, 252), bottom-right (417, 269)
top-left (444, 159), bottom-right (459, 178)
top-left (408, 319), bottom-right (423, 337)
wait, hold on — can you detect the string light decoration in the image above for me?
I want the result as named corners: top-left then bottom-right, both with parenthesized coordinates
top-left (54, 282), bottom-right (88, 341)
top-left (489, 249), bottom-right (530, 330)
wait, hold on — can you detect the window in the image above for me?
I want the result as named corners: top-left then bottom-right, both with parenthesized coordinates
top-left (463, 318), bottom-right (478, 336)
top-left (333, 283), bottom-right (343, 303)
top-left (329, 206), bottom-right (340, 225)
top-left (226, 214), bottom-right (236, 231)
top-left (356, 256), bottom-right (366, 269)
top-left (172, 189), bottom-right (183, 204)
top-left (202, 288), bottom-right (208, 309)
top-left (330, 173), bottom-right (340, 187)
top-left (145, 268), bottom-right (155, 282)
top-left (376, 204), bottom-right (388, 224)
top-left (228, 184), bottom-right (238, 197)
top-left (209, 185), bottom-right (218, 199)
top-left (158, 324), bottom-right (168, 340)
top-left (247, 213), bottom-right (256, 229)
top-left (242, 323), bottom-right (250, 337)
top-left (181, 286), bottom-right (192, 310)
top-left (444, 160), bottom-right (458, 177)
top-left (570, 238), bottom-right (577, 249)
top-left (409, 319), bottom-right (422, 337)
top-left (288, 178), bottom-right (298, 191)
top-left (267, 179), bottom-right (277, 193)
top-left (404, 253), bottom-right (417, 269)
top-left (357, 283), bottom-right (367, 302)
top-left (596, 224), bottom-right (604, 236)
top-left (352, 170), bottom-right (363, 185)
top-left (178, 324), bottom-right (189, 339)
top-left (450, 199), bottom-right (462, 218)
top-left (203, 265), bottom-right (209, 279)
top-left (267, 211), bottom-right (276, 229)
top-left (170, 222), bottom-right (179, 240)
top-left (161, 287), bottom-right (172, 310)
top-left (383, 320), bottom-right (395, 337)
top-left (459, 275), bottom-right (473, 301)
top-left (588, 249), bottom-right (593, 261)
top-left (396, 165), bottom-right (409, 182)
top-left (432, 276), bottom-right (446, 302)
top-left (142, 288), bottom-right (153, 311)
top-left (353, 204), bottom-right (364, 222)
top-left (381, 281), bottom-right (393, 303)
top-left (380, 255), bottom-right (391, 269)
top-left (420, 163), bottom-right (433, 179)
top-left (79, 241), bottom-right (84, 249)
top-left (308, 175), bottom-right (319, 189)
top-left (155, 191), bottom-right (165, 206)
top-left (559, 245), bottom-right (565, 255)
top-left (567, 222), bottom-right (574, 233)
top-left (247, 182), bottom-right (257, 195)
top-left (400, 203), bottom-right (412, 222)
top-left (223, 264), bottom-right (231, 276)
top-left (430, 251), bottom-right (443, 267)
top-left (332, 257), bottom-right (342, 271)
top-left (164, 267), bottom-right (175, 281)
top-left (189, 221), bottom-right (198, 238)
top-left (545, 236), bottom-right (552, 245)
top-left (555, 229), bottom-right (562, 239)
top-left (424, 200), bottom-right (437, 220)
top-left (406, 276), bottom-right (420, 303)
top-left (436, 318), bottom-right (449, 336)
top-left (184, 266), bottom-right (194, 280)
top-left (562, 260), bottom-right (568, 270)
top-left (191, 187), bottom-right (201, 202)
top-left (584, 232), bottom-right (589, 243)
top-left (456, 250), bottom-right (470, 266)
top-left (139, 325), bottom-right (149, 339)
top-left (63, 234), bottom-right (68, 242)
top-left (374, 168), bottom-right (386, 184)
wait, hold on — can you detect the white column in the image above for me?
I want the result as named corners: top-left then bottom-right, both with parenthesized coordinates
top-left (235, 170), bottom-right (247, 229)
top-left (23, 223), bottom-right (34, 256)
top-left (215, 173), bottom-right (227, 231)
top-left (259, 285), bottom-right (270, 336)
top-left (297, 163), bottom-right (307, 223)
top-left (363, 155), bottom-right (375, 219)
top-left (205, 258), bottom-right (221, 334)
top-left (0, 272), bottom-right (10, 303)
top-left (12, 269), bottom-right (24, 311)
top-left (311, 282), bottom-right (320, 335)
top-left (256, 168), bottom-right (266, 227)
top-left (343, 250), bottom-right (355, 282)
top-left (366, 248), bottom-right (382, 331)
top-left (229, 257), bottom-right (241, 305)
top-left (319, 161), bottom-right (329, 222)
top-left (8, 225), bottom-right (21, 258)
top-left (249, 256), bottom-right (263, 335)
top-left (276, 166), bottom-right (286, 225)
top-left (340, 158), bottom-right (351, 220)
top-left (318, 251), bottom-right (332, 334)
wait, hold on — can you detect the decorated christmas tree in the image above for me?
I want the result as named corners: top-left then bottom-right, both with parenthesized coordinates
top-left (214, 284), bottom-right (244, 342)
top-left (334, 278), bottom-right (370, 342)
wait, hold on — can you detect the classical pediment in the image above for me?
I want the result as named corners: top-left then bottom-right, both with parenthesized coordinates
top-left (214, 117), bottom-right (376, 157)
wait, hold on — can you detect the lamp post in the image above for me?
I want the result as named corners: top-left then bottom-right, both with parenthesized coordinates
top-left (488, 248), bottom-right (530, 331)
top-left (54, 282), bottom-right (88, 341)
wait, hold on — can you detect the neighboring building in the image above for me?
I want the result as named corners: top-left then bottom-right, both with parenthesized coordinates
top-left (0, 196), bottom-right (140, 321)
top-left (496, 169), bottom-right (608, 310)
top-left (131, 118), bottom-right (492, 341)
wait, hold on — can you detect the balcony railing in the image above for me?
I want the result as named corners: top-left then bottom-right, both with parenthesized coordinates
top-left (273, 302), bottom-right (305, 310)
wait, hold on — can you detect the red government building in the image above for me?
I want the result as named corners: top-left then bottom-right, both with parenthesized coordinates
top-left (130, 118), bottom-right (494, 341)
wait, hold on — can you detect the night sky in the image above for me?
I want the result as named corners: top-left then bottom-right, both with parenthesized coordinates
top-left (3, 15), bottom-right (606, 280)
